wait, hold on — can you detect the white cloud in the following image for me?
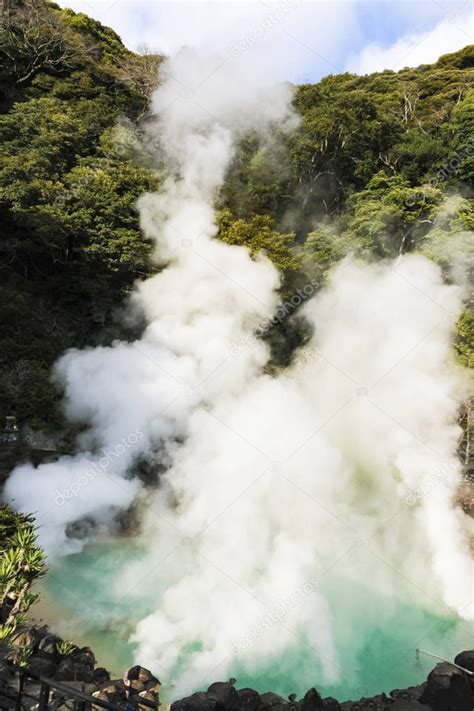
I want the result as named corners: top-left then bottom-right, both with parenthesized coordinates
top-left (346, 8), bottom-right (473, 75)
top-left (55, 1), bottom-right (473, 81)
top-left (55, 0), bottom-right (357, 81)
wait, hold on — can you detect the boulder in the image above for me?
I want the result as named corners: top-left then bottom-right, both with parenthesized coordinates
top-left (299, 688), bottom-right (324, 711)
top-left (454, 650), bottom-right (474, 673)
top-left (139, 687), bottom-right (161, 709)
top-left (207, 680), bottom-right (239, 710)
top-left (55, 655), bottom-right (94, 683)
top-left (259, 692), bottom-right (289, 711)
top-left (338, 695), bottom-right (390, 710)
top-left (364, 692), bottom-right (390, 708)
top-left (391, 701), bottom-right (431, 711)
top-left (71, 664), bottom-right (94, 683)
top-left (341, 698), bottom-right (380, 710)
top-left (70, 646), bottom-right (96, 668)
top-left (420, 661), bottom-right (472, 710)
top-left (124, 664), bottom-right (161, 698)
top-left (93, 679), bottom-right (127, 708)
top-left (390, 684), bottom-right (426, 702)
top-left (236, 687), bottom-right (261, 711)
top-left (172, 691), bottom-right (219, 711)
top-left (93, 667), bottom-right (111, 685)
top-left (26, 655), bottom-right (57, 678)
top-left (54, 656), bottom-right (75, 681)
top-left (208, 681), bottom-right (238, 697)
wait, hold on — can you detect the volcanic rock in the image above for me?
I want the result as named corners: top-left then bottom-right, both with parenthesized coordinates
top-left (56, 655), bottom-right (94, 683)
top-left (391, 701), bottom-right (431, 710)
top-left (390, 684), bottom-right (426, 702)
top-left (71, 646), bottom-right (96, 668)
top-left (25, 655), bottom-right (57, 678)
top-left (93, 666), bottom-right (111, 685)
top-left (420, 661), bottom-right (472, 710)
top-left (454, 650), bottom-right (474, 673)
top-left (4, 620), bottom-right (474, 711)
top-left (92, 678), bottom-right (127, 708)
top-left (54, 656), bottom-right (76, 681)
top-left (260, 691), bottom-right (289, 711)
top-left (140, 687), bottom-right (161, 705)
top-left (124, 664), bottom-right (161, 697)
top-left (299, 688), bottom-right (324, 711)
top-left (237, 687), bottom-right (261, 711)
top-left (208, 680), bottom-right (239, 710)
top-left (208, 681), bottom-right (238, 697)
top-left (172, 690), bottom-right (221, 711)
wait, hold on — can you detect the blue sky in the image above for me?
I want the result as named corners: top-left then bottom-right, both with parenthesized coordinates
top-left (57, 1), bottom-right (473, 82)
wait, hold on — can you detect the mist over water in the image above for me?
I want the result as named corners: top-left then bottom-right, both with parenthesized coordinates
top-left (6, 47), bottom-right (473, 700)
top-left (41, 541), bottom-right (474, 701)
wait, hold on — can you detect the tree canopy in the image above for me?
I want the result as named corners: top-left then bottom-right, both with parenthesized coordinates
top-left (0, 0), bottom-right (472, 427)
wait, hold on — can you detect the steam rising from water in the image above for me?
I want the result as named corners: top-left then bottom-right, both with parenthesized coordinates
top-left (5, 48), bottom-right (473, 694)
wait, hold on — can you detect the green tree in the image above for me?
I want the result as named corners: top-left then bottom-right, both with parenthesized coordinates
top-left (217, 209), bottom-right (300, 274)
top-left (301, 225), bottom-right (349, 279)
top-left (455, 308), bottom-right (474, 369)
top-left (449, 88), bottom-right (474, 184)
top-left (0, 506), bottom-right (46, 658)
top-left (343, 171), bottom-right (443, 257)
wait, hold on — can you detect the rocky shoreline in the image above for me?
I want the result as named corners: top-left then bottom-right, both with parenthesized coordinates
top-left (1, 625), bottom-right (473, 710)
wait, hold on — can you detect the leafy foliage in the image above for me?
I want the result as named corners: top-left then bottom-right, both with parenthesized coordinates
top-left (0, 0), bottom-right (82, 85)
top-left (0, 0), bottom-right (160, 426)
top-left (0, 505), bottom-right (46, 656)
top-left (342, 171), bottom-right (443, 257)
top-left (217, 209), bottom-right (300, 273)
top-left (0, 0), bottom-right (472, 428)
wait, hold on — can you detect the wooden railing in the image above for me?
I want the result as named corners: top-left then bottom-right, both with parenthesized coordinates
top-left (0, 664), bottom-right (159, 710)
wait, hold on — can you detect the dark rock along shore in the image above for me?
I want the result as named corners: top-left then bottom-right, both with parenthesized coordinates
top-left (1, 625), bottom-right (473, 710)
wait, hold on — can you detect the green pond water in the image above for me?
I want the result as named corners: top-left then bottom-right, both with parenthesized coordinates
top-left (39, 540), bottom-right (474, 703)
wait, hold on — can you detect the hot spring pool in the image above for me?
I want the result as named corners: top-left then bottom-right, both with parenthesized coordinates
top-left (37, 539), bottom-right (474, 703)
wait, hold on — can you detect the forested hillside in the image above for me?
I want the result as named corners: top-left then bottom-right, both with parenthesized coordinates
top-left (0, 0), bottom-right (472, 431)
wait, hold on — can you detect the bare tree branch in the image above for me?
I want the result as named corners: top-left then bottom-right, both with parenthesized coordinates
top-left (0, 0), bottom-right (79, 84)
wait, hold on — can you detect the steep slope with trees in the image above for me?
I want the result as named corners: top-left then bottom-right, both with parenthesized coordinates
top-left (0, 0), bottom-right (472, 432)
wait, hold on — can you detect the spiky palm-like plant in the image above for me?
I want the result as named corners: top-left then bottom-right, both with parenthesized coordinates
top-left (0, 505), bottom-right (46, 662)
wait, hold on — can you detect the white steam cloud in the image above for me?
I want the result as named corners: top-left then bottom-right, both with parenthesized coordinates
top-left (5, 48), bottom-right (473, 694)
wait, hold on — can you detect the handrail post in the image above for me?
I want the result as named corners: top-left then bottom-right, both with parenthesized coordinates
top-left (9, 661), bottom-right (160, 710)
top-left (38, 681), bottom-right (50, 711)
top-left (15, 669), bottom-right (24, 711)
